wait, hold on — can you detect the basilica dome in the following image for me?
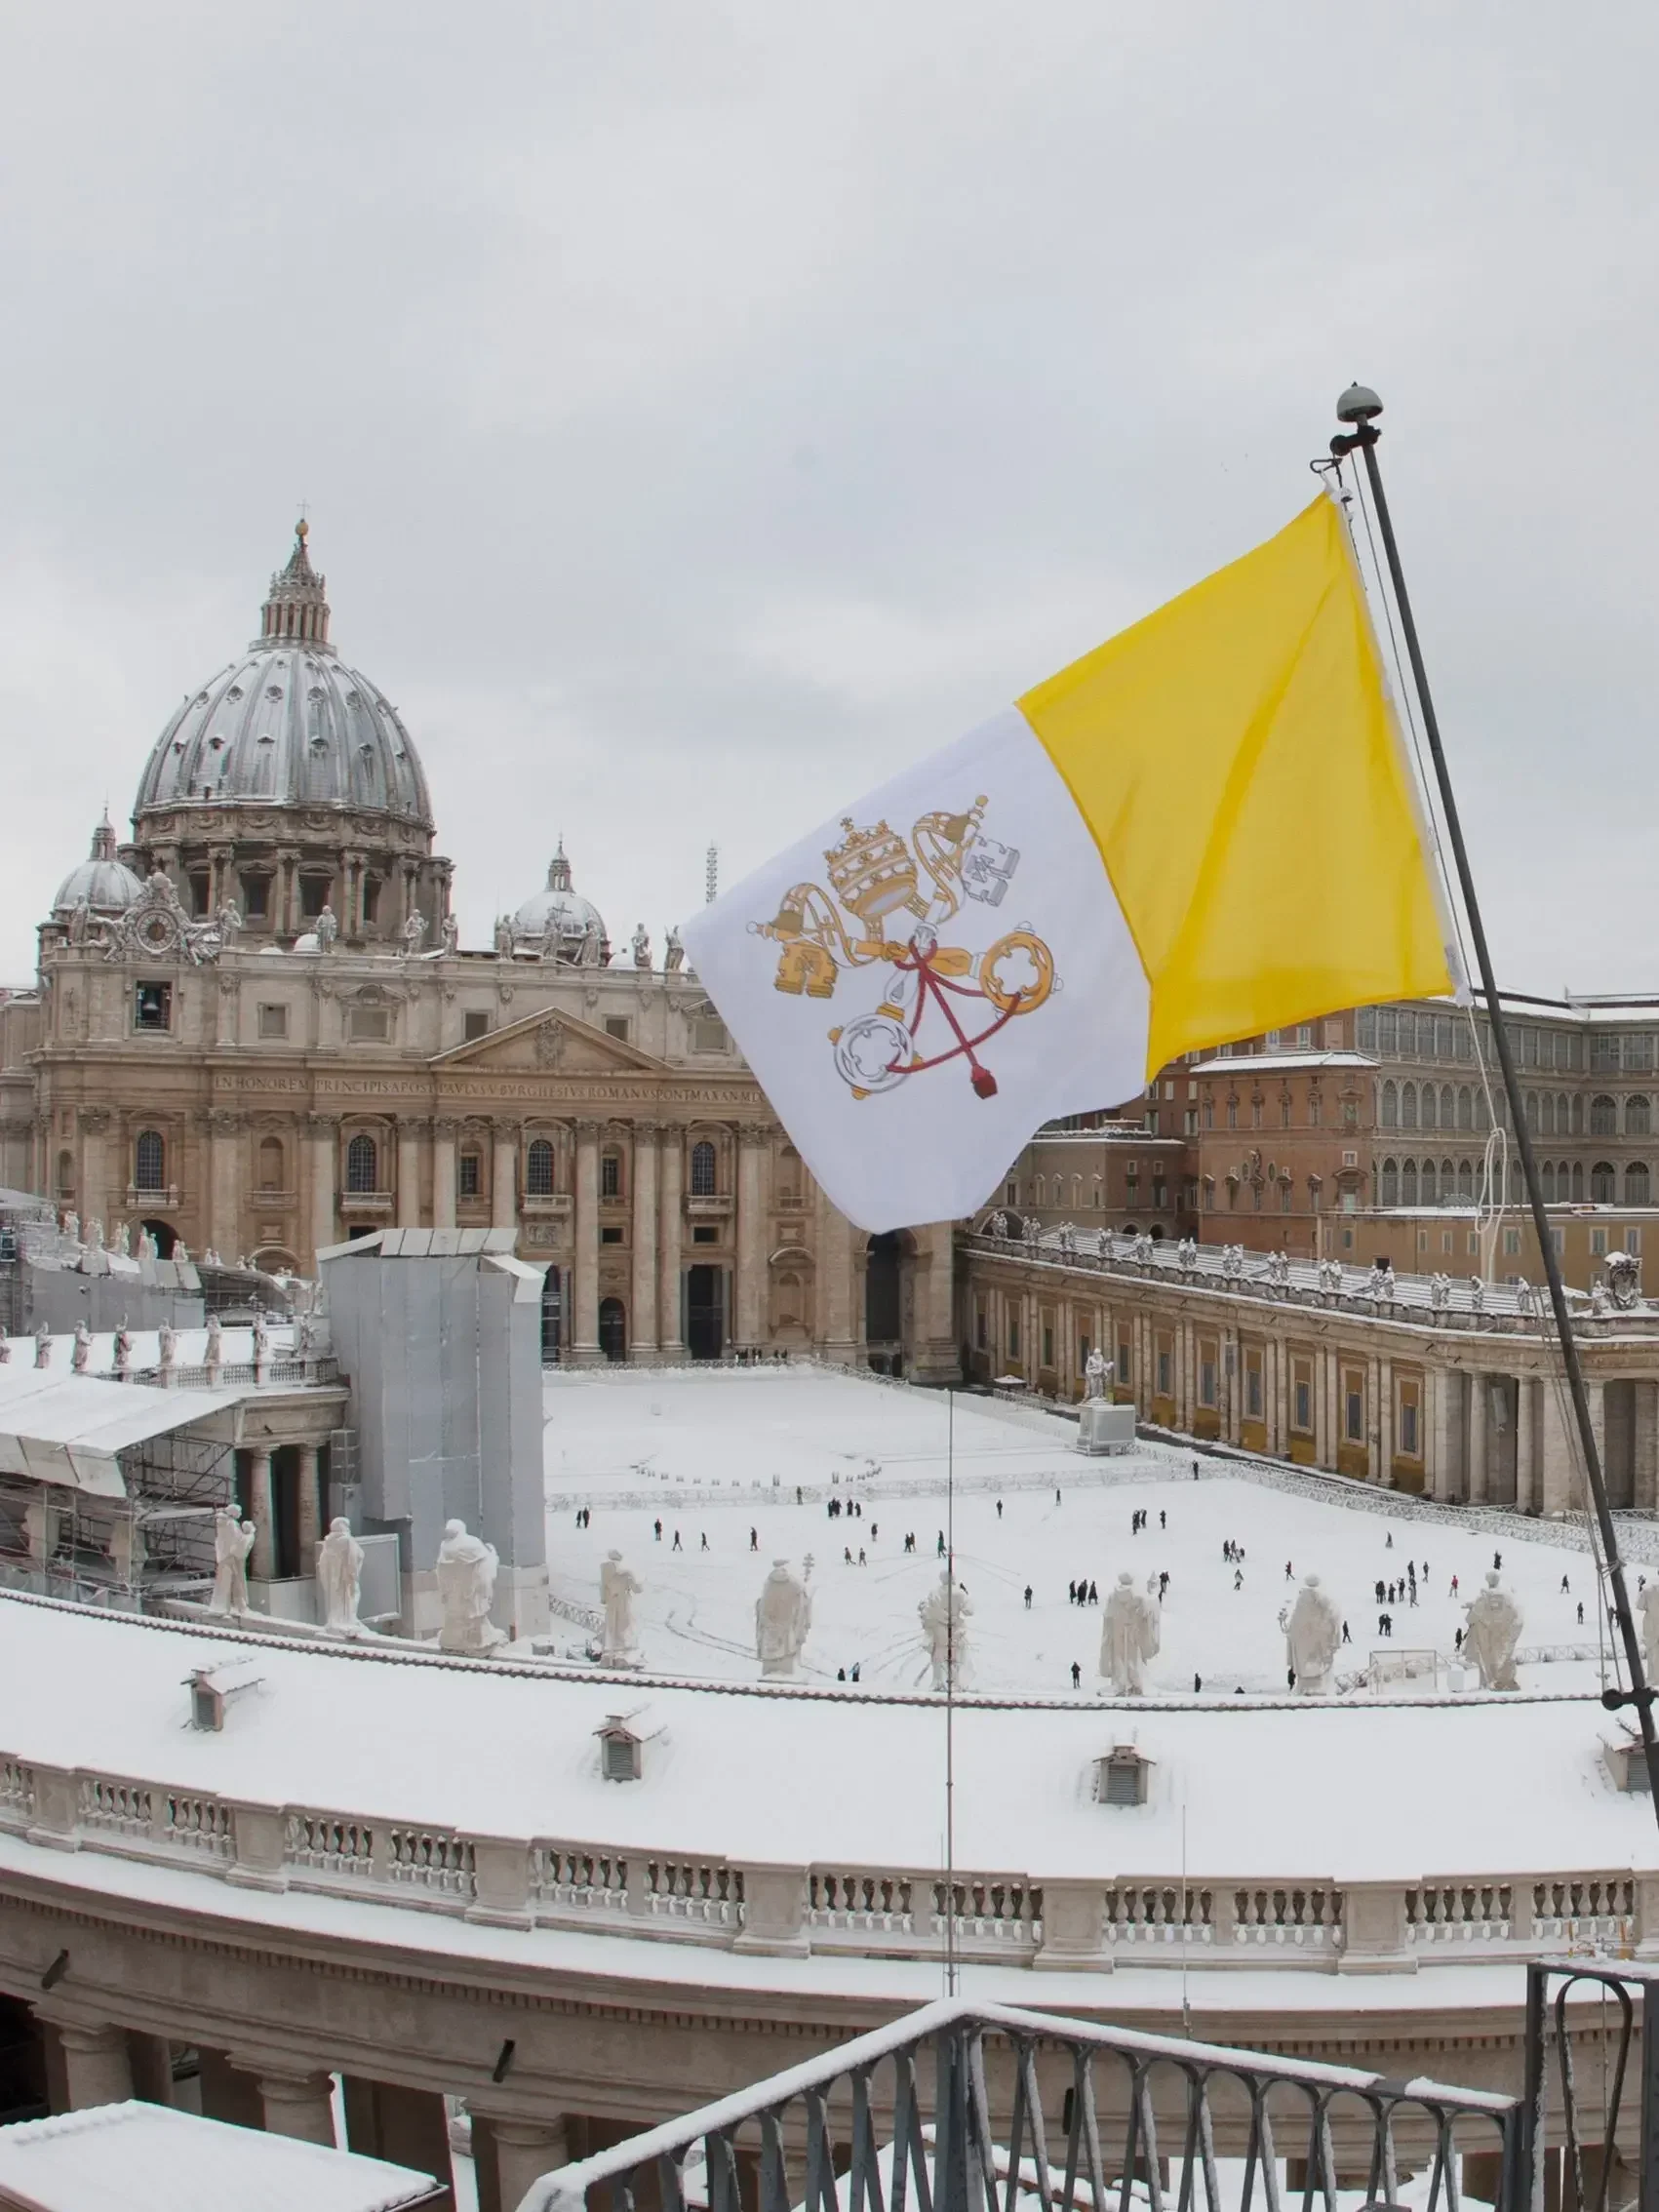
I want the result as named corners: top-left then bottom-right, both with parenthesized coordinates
top-left (511, 843), bottom-right (611, 964)
top-left (132, 523), bottom-right (433, 831)
top-left (51, 816), bottom-right (144, 915)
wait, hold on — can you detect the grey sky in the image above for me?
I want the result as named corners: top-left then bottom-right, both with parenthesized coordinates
top-left (2, 5), bottom-right (1655, 996)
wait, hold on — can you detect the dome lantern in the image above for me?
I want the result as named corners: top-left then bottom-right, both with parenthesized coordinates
top-left (258, 519), bottom-right (332, 651)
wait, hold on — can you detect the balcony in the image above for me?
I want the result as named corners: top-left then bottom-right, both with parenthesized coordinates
top-left (685, 1193), bottom-right (732, 1219)
top-left (520, 1191), bottom-right (573, 1216)
top-left (125, 1185), bottom-right (181, 1212)
top-left (338, 1189), bottom-right (394, 1216)
top-left (252, 1189), bottom-right (296, 1211)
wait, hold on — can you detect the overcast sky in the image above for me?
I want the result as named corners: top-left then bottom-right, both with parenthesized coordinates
top-left (2, 5), bottom-right (1655, 996)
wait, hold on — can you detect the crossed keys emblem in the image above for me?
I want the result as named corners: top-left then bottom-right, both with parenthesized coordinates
top-left (748, 794), bottom-right (1057, 1100)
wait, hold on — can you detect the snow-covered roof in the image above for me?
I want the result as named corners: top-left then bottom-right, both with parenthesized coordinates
top-left (0, 2100), bottom-right (440, 2212)
top-left (1190, 1052), bottom-right (1378, 1076)
top-left (0, 1370), bottom-right (245, 1495)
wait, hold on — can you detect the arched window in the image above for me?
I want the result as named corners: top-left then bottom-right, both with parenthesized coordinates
top-left (1591, 1094), bottom-right (1618, 1137)
top-left (1380, 1080), bottom-right (1398, 1128)
top-left (55, 1149), bottom-right (73, 1200)
top-left (1629, 1096), bottom-right (1652, 1137)
top-left (1381, 1158), bottom-right (1399, 1206)
top-left (1541, 1161), bottom-right (1556, 1204)
top-left (1627, 1163), bottom-right (1651, 1206)
top-left (1421, 1085), bottom-right (1438, 1130)
top-left (1539, 1094), bottom-right (1555, 1137)
top-left (1524, 1092), bottom-right (1539, 1133)
top-left (690, 1139), bottom-right (717, 1197)
top-left (1420, 1161), bottom-right (1437, 1205)
top-left (1571, 1161), bottom-right (1585, 1203)
top-left (526, 1137), bottom-right (555, 1196)
top-left (1457, 1085), bottom-right (1473, 1130)
top-left (1475, 1089), bottom-right (1489, 1132)
top-left (1558, 1093), bottom-right (1570, 1132)
top-left (1458, 1159), bottom-right (1475, 1202)
top-left (1592, 1161), bottom-right (1616, 1204)
top-left (1033, 1176), bottom-right (1046, 1207)
top-left (134, 1129), bottom-right (165, 1192)
top-left (1571, 1093), bottom-right (1584, 1135)
top-left (346, 1132), bottom-right (378, 1193)
top-left (1071, 1174), bottom-right (1083, 1209)
top-left (257, 1135), bottom-right (284, 1192)
top-left (1402, 1159), bottom-right (1418, 1205)
top-left (1401, 1083), bottom-right (1418, 1129)
top-left (1441, 1085), bottom-right (1455, 1128)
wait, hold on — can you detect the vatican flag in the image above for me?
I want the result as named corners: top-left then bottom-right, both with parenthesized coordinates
top-left (682, 493), bottom-right (1455, 1233)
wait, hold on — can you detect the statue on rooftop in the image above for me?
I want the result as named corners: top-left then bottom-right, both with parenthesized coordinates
top-left (664, 925), bottom-right (685, 972)
top-left (1284, 1572), bottom-right (1341, 1695)
top-left (436, 1519), bottom-right (503, 1654)
top-left (494, 914), bottom-right (513, 957)
top-left (631, 924), bottom-right (652, 970)
top-left (1084, 1346), bottom-right (1111, 1402)
top-left (401, 908), bottom-right (428, 958)
top-left (1640, 1582), bottom-right (1659, 1682)
top-left (599, 1549), bottom-right (644, 1665)
top-left (440, 913), bottom-right (459, 955)
top-left (205, 1313), bottom-right (223, 1374)
top-left (209, 1506), bottom-right (256, 1615)
top-left (1463, 1571), bottom-right (1523, 1691)
top-left (72, 1321), bottom-right (92, 1373)
top-left (33, 1325), bottom-right (50, 1369)
top-left (316, 1517), bottom-right (366, 1635)
top-left (755, 1559), bottom-right (812, 1679)
top-left (1100, 1570), bottom-right (1161, 1695)
top-left (315, 903), bottom-right (338, 952)
top-left (158, 1322), bottom-right (178, 1371)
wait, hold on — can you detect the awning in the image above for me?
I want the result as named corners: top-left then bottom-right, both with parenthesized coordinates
top-left (0, 1370), bottom-right (244, 1498)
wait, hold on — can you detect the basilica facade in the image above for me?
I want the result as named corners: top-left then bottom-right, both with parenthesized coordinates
top-left (0, 528), bottom-right (956, 1376)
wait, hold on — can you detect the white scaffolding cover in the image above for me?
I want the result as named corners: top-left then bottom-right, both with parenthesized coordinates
top-left (0, 1370), bottom-right (241, 1498)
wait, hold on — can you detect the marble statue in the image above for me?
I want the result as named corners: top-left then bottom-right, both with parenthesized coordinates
top-left (538, 908), bottom-right (562, 962)
top-left (0, 1338), bottom-right (10, 1364)
top-left (174, 1239), bottom-right (189, 1265)
top-left (316, 1517), bottom-right (366, 1634)
top-left (114, 1324), bottom-right (133, 1375)
top-left (60, 1210), bottom-right (79, 1244)
top-left (985, 1210), bottom-right (1007, 1240)
top-left (401, 908), bottom-right (428, 958)
top-left (296, 1313), bottom-right (317, 1357)
top-left (1469, 1274), bottom-right (1486, 1314)
top-left (252, 1311), bottom-right (271, 1366)
top-left (755, 1559), bottom-right (812, 1679)
top-left (436, 1519), bottom-right (502, 1653)
top-left (1284, 1573), bottom-right (1341, 1695)
top-left (631, 924), bottom-right (651, 970)
top-left (1463, 1571), bottom-right (1523, 1691)
top-left (1096, 1228), bottom-right (1112, 1257)
top-left (494, 915), bottom-right (513, 956)
top-left (216, 899), bottom-right (242, 948)
top-left (205, 1313), bottom-right (222, 1373)
top-left (599, 1549), bottom-right (643, 1664)
top-left (1591, 1282), bottom-right (1610, 1317)
top-left (1056, 1222), bottom-right (1076, 1258)
top-left (158, 1322), bottom-right (177, 1372)
top-left (66, 898), bottom-right (90, 947)
top-left (86, 1218), bottom-right (102, 1253)
top-left (209, 1507), bottom-right (256, 1615)
top-left (113, 1222), bottom-right (130, 1258)
top-left (1430, 1272), bottom-right (1451, 1314)
top-left (72, 1322), bottom-right (92, 1373)
top-left (919, 1569), bottom-right (972, 1691)
top-left (1084, 1347), bottom-right (1111, 1401)
top-left (1265, 1249), bottom-right (1290, 1291)
top-left (440, 913), bottom-right (459, 955)
top-left (1607, 1249), bottom-right (1642, 1310)
top-left (664, 926), bottom-right (685, 972)
top-left (312, 902), bottom-right (338, 952)
top-left (1640, 1581), bottom-right (1659, 1681)
top-left (33, 1326), bottom-right (50, 1369)
top-left (578, 916), bottom-right (604, 967)
top-left (1176, 1237), bottom-right (1199, 1272)
top-left (1099, 1570), bottom-right (1161, 1695)
top-left (137, 1228), bottom-right (154, 1261)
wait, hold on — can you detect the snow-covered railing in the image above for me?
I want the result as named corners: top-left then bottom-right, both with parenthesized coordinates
top-left (1, 1750), bottom-right (1649, 1975)
top-left (515, 1995), bottom-right (1525, 2212)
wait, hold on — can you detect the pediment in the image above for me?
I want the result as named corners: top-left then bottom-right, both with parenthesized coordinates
top-left (432, 1006), bottom-right (668, 1077)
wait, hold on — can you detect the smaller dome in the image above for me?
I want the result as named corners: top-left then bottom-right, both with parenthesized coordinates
top-left (510, 843), bottom-right (610, 965)
top-left (52, 816), bottom-right (144, 917)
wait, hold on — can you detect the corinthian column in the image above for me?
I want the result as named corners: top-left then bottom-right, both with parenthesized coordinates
top-left (734, 1126), bottom-right (768, 1352)
top-left (630, 1122), bottom-right (659, 1359)
top-left (207, 1111), bottom-right (243, 1259)
top-left (816, 1185), bottom-right (858, 1363)
top-left (657, 1126), bottom-right (685, 1362)
top-left (396, 1120), bottom-right (423, 1229)
top-left (573, 1121), bottom-right (601, 1362)
top-left (432, 1117), bottom-right (457, 1229)
top-left (308, 1116), bottom-right (337, 1265)
top-left (492, 1122), bottom-right (519, 1233)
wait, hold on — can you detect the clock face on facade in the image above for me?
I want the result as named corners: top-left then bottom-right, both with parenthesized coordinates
top-left (131, 907), bottom-right (186, 958)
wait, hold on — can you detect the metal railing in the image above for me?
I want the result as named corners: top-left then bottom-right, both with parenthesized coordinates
top-left (518, 1996), bottom-right (1522, 2212)
top-left (1523, 1961), bottom-right (1657, 2212)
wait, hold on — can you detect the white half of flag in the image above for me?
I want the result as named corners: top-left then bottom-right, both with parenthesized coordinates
top-left (681, 709), bottom-right (1149, 1233)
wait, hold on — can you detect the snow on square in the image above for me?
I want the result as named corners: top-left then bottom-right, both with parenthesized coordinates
top-left (541, 1366), bottom-right (1635, 1701)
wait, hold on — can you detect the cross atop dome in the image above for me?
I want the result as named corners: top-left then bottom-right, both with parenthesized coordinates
top-left (257, 519), bottom-right (332, 651)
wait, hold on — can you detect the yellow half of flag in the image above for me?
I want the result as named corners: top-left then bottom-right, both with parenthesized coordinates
top-left (1018, 493), bottom-right (1453, 1075)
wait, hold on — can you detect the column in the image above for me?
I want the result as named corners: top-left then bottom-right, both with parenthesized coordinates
top-left (432, 1118), bottom-right (457, 1230)
top-left (1266, 1337), bottom-right (1282, 1456)
top-left (297, 1443), bottom-right (322, 1577)
top-left (1431, 1368), bottom-right (1456, 1501)
top-left (342, 2078), bottom-right (454, 2208)
top-left (629, 1123), bottom-right (659, 1359)
top-left (814, 1177), bottom-right (856, 1362)
top-left (1377, 1356), bottom-right (1394, 1485)
top-left (492, 1122), bottom-right (519, 1234)
top-left (1586, 1379), bottom-right (1606, 1517)
top-left (1516, 1375), bottom-right (1536, 1513)
top-left (397, 1121), bottom-right (423, 1229)
top-left (208, 843), bottom-right (234, 912)
top-left (276, 848), bottom-right (301, 935)
top-left (46, 2019), bottom-right (135, 2110)
top-left (657, 1126), bottom-right (686, 1361)
top-left (1422, 1369), bottom-right (1441, 1499)
top-left (1540, 1376), bottom-right (1576, 1515)
top-left (309, 1116), bottom-right (337, 1263)
top-left (1637, 1383), bottom-right (1659, 1512)
top-left (249, 1449), bottom-right (275, 1580)
top-left (77, 1108), bottom-right (108, 1231)
top-left (490, 2116), bottom-right (570, 2212)
top-left (1469, 1371), bottom-right (1489, 1504)
top-left (734, 1126), bottom-right (768, 1351)
top-left (257, 2066), bottom-right (337, 2145)
top-left (573, 1121), bottom-right (600, 1361)
top-left (209, 1111), bottom-right (242, 1255)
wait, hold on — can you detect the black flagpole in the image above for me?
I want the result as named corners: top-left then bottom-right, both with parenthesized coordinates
top-left (1329, 384), bottom-right (1659, 1808)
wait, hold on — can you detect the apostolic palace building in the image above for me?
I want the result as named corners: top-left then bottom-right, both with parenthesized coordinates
top-left (0, 527), bottom-right (956, 1380)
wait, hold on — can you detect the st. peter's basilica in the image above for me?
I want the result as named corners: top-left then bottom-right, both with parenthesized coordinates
top-left (0, 527), bottom-right (956, 1376)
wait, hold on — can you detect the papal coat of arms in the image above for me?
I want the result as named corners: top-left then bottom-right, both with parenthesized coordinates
top-left (747, 795), bottom-right (1056, 1101)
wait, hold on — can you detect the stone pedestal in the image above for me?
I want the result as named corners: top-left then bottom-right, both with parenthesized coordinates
top-left (1076, 1402), bottom-right (1137, 1455)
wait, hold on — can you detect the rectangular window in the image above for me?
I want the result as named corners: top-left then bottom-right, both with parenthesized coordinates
top-left (134, 980), bottom-right (172, 1032)
top-left (349, 1006), bottom-right (390, 1042)
top-left (1398, 1383), bottom-right (1421, 1458)
top-left (601, 1154), bottom-right (622, 1199)
top-left (458, 1152), bottom-right (481, 1198)
top-left (1593, 1034), bottom-right (1621, 1073)
top-left (1281, 1097), bottom-right (1292, 1128)
top-left (1245, 1358), bottom-right (1263, 1418)
top-left (691, 1017), bottom-right (729, 1053)
top-left (299, 876), bottom-right (332, 920)
top-left (1007, 1311), bottom-right (1020, 1359)
top-left (1042, 1323), bottom-right (1054, 1367)
top-left (362, 877), bottom-right (380, 925)
top-left (1006, 1181), bottom-right (1017, 1205)
top-left (1184, 1108), bottom-right (1198, 1135)
top-left (1378, 1008), bottom-right (1398, 1053)
top-left (691, 1224), bottom-right (719, 1244)
top-left (1291, 1359), bottom-right (1313, 1433)
top-left (1078, 1332), bottom-right (1090, 1364)
top-left (600, 1225), bottom-right (625, 1245)
top-left (188, 872), bottom-right (211, 917)
top-left (1117, 1335), bottom-right (1132, 1385)
top-left (1442, 1230), bottom-right (1453, 1253)
top-left (1250, 1099), bottom-right (1263, 1128)
top-left (463, 1010), bottom-right (490, 1042)
top-left (1357, 1007), bottom-right (1377, 1050)
top-left (975, 1304), bottom-right (987, 1351)
top-left (257, 1002), bottom-right (289, 1039)
top-left (1627, 1228), bottom-right (1642, 1256)
top-left (1504, 1227), bottom-right (1521, 1257)
top-left (240, 873), bottom-right (270, 918)
top-left (1199, 1356), bottom-right (1217, 1408)
top-left (1296, 1024), bottom-right (1314, 1047)
top-left (605, 1016), bottom-right (631, 1042)
top-left (1203, 1099), bottom-right (1214, 1129)
top-left (1156, 1345), bottom-right (1172, 1397)
top-left (1225, 1101), bottom-right (1238, 1129)
top-left (1152, 1179), bottom-right (1166, 1210)
top-left (1591, 1227), bottom-right (1608, 1256)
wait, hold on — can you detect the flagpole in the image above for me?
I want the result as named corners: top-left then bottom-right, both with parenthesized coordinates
top-left (1330, 384), bottom-right (1659, 1806)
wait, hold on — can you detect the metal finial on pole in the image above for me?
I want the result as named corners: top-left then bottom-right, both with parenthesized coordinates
top-left (705, 845), bottom-right (719, 906)
top-left (1330, 386), bottom-right (1659, 1811)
